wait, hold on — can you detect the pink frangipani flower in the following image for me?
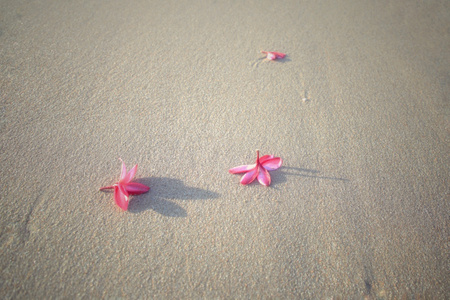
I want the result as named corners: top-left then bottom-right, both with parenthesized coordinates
top-left (100, 159), bottom-right (150, 210)
top-left (261, 51), bottom-right (286, 61)
top-left (229, 150), bottom-right (282, 186)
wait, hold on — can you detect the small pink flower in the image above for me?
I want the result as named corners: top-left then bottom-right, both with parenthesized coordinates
top-left (100, 159), bottom-right (150, 210)
top-left (261, 51), bottom-right (286, 60)
top-left (229, 150), bottom-right (282, 186)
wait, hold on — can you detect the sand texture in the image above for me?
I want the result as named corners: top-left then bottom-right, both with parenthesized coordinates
top-left (1, 0), bottom-right (449, 298)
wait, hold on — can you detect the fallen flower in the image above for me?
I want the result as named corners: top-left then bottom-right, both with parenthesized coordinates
top-left (229, 150), bottom-right (282, 186)
top-left (261, 51), bottom-right (286, 61)
top-left (100, 159), bottom-right (150, 210)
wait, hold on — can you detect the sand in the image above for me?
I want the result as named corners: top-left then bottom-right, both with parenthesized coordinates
top-left (1, 0), bottom-right (449, 298)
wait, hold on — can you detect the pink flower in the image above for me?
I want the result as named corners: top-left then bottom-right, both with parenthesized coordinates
top-left (261, 51), bottom-right (286, 60)
top-left (100, 159), bottom-right (150, 210)
top-left (229, 150), bottom-right (282, 186)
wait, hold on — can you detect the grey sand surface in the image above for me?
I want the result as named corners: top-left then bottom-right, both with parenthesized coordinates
top-left (1, 0), bottom-right (449, 298)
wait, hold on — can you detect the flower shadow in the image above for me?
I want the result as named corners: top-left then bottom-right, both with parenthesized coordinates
top-left (128, 177), bottom-right (220, 216)
top-left (269, 166), bottom-right (349, 187)
top-left (274, 56), bottom-right (291, 63)
top-left (259, 56), bottom-right (291, 63)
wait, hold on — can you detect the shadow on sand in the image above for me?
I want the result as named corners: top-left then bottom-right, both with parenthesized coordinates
top-left (268, 166), bottom-right (349, 187)
top-left (127, 177), bottom-right (220, 216)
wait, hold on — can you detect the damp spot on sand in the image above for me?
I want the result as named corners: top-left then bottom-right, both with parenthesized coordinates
top-left (364, 279), bottom-right (372, 294)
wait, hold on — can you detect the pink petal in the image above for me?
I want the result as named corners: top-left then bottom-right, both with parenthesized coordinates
top-left (229, 164), bottom-right (256, 174)
top-left (119, 183), bottom-right (129, 197)
top-left (114, 185), bottom-right (129, 210)
top-left (120, 160), bottom-right (127, 180)
top-left (261, 157), bottom-right (282, 171)
top-left (257, 167), bottom-right (271, 186)
top-left (267, 52), bottom-right (276, 60)
top-left (125, 182), bottom-right (150, 195)
top-left (240, 167), bottom-right (258, 185)
top-left (272, 52), bottom-right (286, 59)
top-left (259, 155), bottom-right (274, 164)
top-left (261, 51), bottom-right (276, 60)
top-left (121, 164), bottom-right (137, 183)
top-left (261, 51), bottom-right (286, 60)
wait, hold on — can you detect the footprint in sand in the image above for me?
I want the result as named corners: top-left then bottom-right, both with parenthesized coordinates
top-left (250, 57), bottom-right (267, 69)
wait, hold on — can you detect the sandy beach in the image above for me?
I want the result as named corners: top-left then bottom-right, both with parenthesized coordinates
top-left (1, 0), bottom-right (449, 298)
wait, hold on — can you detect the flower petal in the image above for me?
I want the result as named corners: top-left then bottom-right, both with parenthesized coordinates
top-left (257, 167), bottom-right (271, 186)
top-left (120, 160), bottom-right (127, 180)
top-left (261, 51), bottom-right (286, 60)
top-left (229, 164), bottom-right (256, 174)
top-left (272, 52), bottom-right (286, 59)
top-left (267, 52), bottom-right (276, 60)
top-left (240, 167), bottom-right (258, 185)
top-left (261, 157), bottom-right (282, 171)
top-left (259, 155), bottom-right (274, 164)
top-left (114, 185), bottom-right (129, 210)
top-left (121, 164), bottom-right (137, 183)
top-left (119, 183), bottom-right (129, 197)
top-left (125, 182), bottom-right (150, 195)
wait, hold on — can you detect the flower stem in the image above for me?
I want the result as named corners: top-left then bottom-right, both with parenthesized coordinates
top-left (99, 186), bottom-right (114, 190)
